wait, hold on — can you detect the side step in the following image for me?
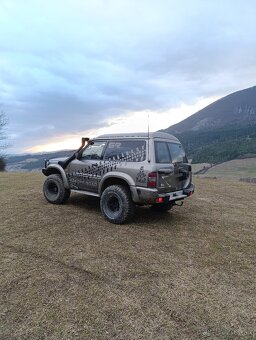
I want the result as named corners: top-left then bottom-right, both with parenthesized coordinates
top-left (71, 190), bottom-right (100, 197)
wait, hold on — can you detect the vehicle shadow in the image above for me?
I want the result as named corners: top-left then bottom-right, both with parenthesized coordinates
top-left (67, 193), bottom-right (186, 226)
top-left (67, 194), bottom-right (100, 212)
top-left (133, 206), bottom-right (186, 226)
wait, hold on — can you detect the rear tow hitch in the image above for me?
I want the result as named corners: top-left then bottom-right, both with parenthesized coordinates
top-left (174, 201), bottom-right (183, 207)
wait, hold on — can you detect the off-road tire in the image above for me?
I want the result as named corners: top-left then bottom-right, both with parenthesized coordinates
top-left (43, 174), bottom-right (70, 204)
top-left (151, 202), bottom-right (173, 212)
top-left (100, 185), bottom-right (135, 224)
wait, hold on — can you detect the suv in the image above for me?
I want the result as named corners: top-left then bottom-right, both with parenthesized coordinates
top-left (42, 132), bottom-right (194, 224)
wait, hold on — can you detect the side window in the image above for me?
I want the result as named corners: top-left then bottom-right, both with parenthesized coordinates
top-left (167, 143), bottom-right (187, 163)
top-left (104, 140), bottom-right (146, 162)
top-left (155, 142), bottom-right (171, 163)
top-left (81, 141), bottom-right (106, 160)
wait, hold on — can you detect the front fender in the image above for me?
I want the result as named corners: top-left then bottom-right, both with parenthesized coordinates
top-left (42, 165), bottom-right (70, 189)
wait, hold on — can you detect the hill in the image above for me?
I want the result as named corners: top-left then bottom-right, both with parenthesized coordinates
top-left (162, 86), bottom-right (256, 163)
top-left (6, 149), bottom-right (74, 172)
top-left (192, 157), bottom-right (256, 181)
top-left (165, 86), bottom-right (256, 134)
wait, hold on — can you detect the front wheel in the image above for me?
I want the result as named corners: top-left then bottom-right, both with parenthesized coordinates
top-left (100, 185), bottom-right (135, 224)
top-left (43, 174), bottom-right (70, 204)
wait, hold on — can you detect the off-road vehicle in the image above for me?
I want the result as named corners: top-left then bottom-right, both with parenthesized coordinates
top-left (42, 132), bottom-right (194, 224)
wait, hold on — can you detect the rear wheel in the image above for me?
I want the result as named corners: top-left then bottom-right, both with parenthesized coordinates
top-left (43, 174), bottom-right (70, 204)
top-left (100, 185), bottom-right (135, 224)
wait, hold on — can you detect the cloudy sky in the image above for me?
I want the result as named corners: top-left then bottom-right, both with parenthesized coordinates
top-left (1, 0), bottom-right (256, 153)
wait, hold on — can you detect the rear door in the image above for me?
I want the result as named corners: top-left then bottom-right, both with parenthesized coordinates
top-left (154, 141), bottom-right (191, 192)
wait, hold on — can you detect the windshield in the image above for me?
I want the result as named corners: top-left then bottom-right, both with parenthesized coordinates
top-left (155, 141), bottom-right (187, 163)
top-left (81, 141), bottom-right (106, 160)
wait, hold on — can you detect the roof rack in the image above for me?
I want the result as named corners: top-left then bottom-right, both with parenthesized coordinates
top-left (95, 132), bottom-right (178, 141)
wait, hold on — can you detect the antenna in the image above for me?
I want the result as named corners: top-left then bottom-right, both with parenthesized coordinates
top-left (147, 112), bottom-right (150, 162)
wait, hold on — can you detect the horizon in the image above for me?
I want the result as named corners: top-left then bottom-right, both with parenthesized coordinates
top-left (7, 94), bottom-right (221, 155)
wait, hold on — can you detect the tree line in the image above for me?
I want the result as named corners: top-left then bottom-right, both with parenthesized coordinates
top-left (175, 124), bottom-right (256, 164)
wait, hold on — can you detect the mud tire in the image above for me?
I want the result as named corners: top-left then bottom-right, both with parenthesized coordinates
top-left (100, 185), bottom-right (135, 224)
top-left (43, 174), bottom-right (70, 204)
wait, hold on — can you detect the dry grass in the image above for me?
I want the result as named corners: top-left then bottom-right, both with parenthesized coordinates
top-left (191, 163), bottom-right (212, 173)
top-left (0, 173), bottom-right (255, 339)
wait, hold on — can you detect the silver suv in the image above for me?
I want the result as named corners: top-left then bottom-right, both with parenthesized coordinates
top-left (42, 132), bottom-right (194, 224)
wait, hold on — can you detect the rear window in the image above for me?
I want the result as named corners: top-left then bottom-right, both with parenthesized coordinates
top-left (104, 140), bottom-right (146, 162)
top-left (155, 141), bottom-right (187, 163)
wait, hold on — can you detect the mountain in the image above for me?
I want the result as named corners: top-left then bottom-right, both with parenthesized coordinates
top-left (162, 86), bottom-right (256, 163)
top-left (165, 86), bottom-right (256, 134)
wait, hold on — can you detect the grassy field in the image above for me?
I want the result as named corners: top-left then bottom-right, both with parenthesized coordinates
top-left (191, 163), bottom-right (212, 174)
top-left (194, 158), bottom-right (256, 180)
top-left (0, 173), bottom-right (255, 339)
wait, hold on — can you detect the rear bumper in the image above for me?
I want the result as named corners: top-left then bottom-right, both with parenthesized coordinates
top-left (182, 183), bottom-right (195, 196)
top-left (168, 183), bottom-right (195, 201)
top-left (133, 183), bottom-right (195, 204)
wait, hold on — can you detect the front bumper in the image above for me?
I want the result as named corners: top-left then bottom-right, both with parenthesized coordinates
top-left (133, 183), bottom-right (195, 204)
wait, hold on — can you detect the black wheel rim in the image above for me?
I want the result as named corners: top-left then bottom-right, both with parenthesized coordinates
top-left (107, 194), bottom-right (120, 213)
top-left (48, 181), bottom-right (59, 196)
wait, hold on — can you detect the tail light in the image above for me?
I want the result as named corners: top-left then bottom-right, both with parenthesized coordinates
top-left (147, 172), bottom-right (157, 188)
top-left (155, 197), bottom-right (164, 203)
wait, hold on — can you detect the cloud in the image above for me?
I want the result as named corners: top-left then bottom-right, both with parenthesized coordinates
top-left (1, 0), bottom-right (256, 152)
